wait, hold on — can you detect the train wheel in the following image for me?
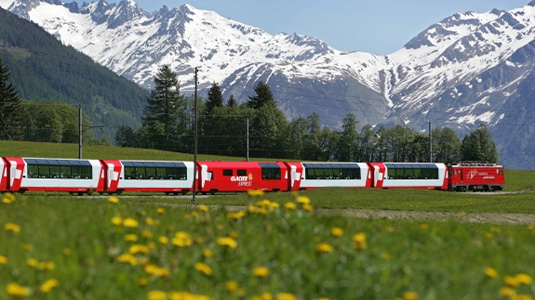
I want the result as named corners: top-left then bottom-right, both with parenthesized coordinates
top-left (181, 190), bottom-right (188, 195)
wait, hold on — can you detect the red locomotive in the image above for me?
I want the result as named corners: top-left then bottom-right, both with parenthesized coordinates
top-left (0, 157), bottom-right (505, 194)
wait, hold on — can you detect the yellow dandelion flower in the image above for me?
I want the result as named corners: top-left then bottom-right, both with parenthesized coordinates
top-left (403, 291), bottom-right (418, 300)
top-left (500, 287), bottom-right (516, 298)
top-left (505, 275), bottom-right (520, 287)
top-left (227, 211), bottom-right (246, 220)
top-left (386, 226), bottom-right (394, 233)
top-left (316, 242), bottom-right (333, 253)
top-left (21, 243), bottom-right (32, 251)
top-left (2, 193), bottom-right (16, 204)
top-left (331, 227), bottom-right (343, 237)
top-left (38, 261), bottom-right (55, 271)
top-left (353, 233), bottom-right (367, 249)
top-left (141, 230), bottom-right (153, 239)
top-left (129, 244), bottom-right (150, 255)
top-left (484, 267), bottom-right (498, 279)
top-left (27, 258), bottom-right (39, 267)
top-left (0, 255), bottom-right (7, 264)
top-left (515, 273), bottom-right (533, 285)
top-left (303, 203), bottom-right (314, 212)
top-left (199, 205), bottom-right (209, 212)
top-left (276, 293), bottom-right (297, 300)
top-left (39, 279), bottom-right (59, 293)
top-left (111, 216), bottom-right (123, 226)
top-left (217, 237), bottom-right (238, 249)
top-left (248, 189), bottom-right (265, 197)
top-left (284, 202), bottom-right (296, 210)
top-left (158, 236), bottom-right (169, 245)
top-left (317, 298), bottom-right (331, 300)
top-left (4, 222), bottom-right (21, 233)
top-left (137, 277), bottom-right (148, 286)
top-left (107, 196), bottom-right (119, 203)
top-left (527, 225), bottom-right (534, 232)
top-left (63, 248), bottom-right (71, 256)
top-left (157, 208), bottom-right (165, 214)
top-left (296, 196), bottom-right (310, 205)
top-left (202, 249), bottom-right (213, 258)
top-left (253, 266), bottom-right (269, 278)
top-left (7, 283), bottom-right (30, 297)
top-left (195, 262), bottom-right (213, 276)
top-left (147, 290), bottom-right (167, 300)
top-left (252, 292), bottom-right (273, 300)
top-left (145, 217), bottom-right (156, 226)
top-left (123, 218), bottom-right (139, 228)
top-left (225, 281), bottom-right (239, 292)
top-left (117, 253), bottom-right (138, 265)
top-left (144, 264), bottom-right (170, 277)
top-left (172, 231), bottom-right (193, 247)
top-left (419, 224), bottom-right (428, 230)
top-left (125, 234), bottom-right (139, 242)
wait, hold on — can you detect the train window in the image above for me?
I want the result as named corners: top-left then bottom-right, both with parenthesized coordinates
top-left (81, 166), bottom-right (92, 179)
top-left (223, 169), bottom-right (233, 176)
top-left (27, 165), bottom-right (39, 178)
top-left (125, 167), bottom-right (135, 179)
top-left (156, 168), bottom-right (166, 179)
top-left (237, 169), bottom-right (247, 176)
top-left (146, 168), bottom-right (156, 179)
top-left (498, 169), bottom-right (503, 175)
top-left (261, 166), bottom-right (281, 180)
top-left (304, 164), bottom-right (361, 180)
top-left (385, 164), bottom-right (439, 180)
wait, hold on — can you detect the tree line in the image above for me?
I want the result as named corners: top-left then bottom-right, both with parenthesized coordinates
top-left (114, 65), bottom-right (499, 164)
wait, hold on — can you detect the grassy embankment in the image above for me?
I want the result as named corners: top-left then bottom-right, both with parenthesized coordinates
top-left (1, 141), bottom-right (534, 299)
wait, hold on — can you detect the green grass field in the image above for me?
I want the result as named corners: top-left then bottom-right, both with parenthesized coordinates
top-left (1, 141), bottom-right (534, 299)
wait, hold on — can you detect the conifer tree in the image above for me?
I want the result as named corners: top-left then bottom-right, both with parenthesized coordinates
top-left (0, 58), bottom-right (23, 140)
top-left (247, 81), bottom-right (274, 109)
top-left (142, 65), bottom-right (185, 150)
top-left (205, 82), bottom-right (223, 115)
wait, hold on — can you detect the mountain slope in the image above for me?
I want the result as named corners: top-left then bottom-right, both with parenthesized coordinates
top-left (2, 0), bottom-right (535, 169)
top-left (0, 6), bottom-right (148, 139)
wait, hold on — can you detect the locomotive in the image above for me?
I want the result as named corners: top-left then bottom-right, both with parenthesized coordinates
top-left (0, 157), bottom-right (505, 195)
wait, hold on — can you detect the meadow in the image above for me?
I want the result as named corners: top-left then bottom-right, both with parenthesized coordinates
top-left (1, 141), bottom-right (535, 299)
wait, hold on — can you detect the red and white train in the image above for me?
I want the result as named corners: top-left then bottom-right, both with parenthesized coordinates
top-left (0, 157), bottom-right (505, 195)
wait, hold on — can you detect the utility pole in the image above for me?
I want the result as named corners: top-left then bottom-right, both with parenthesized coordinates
top-left (192, 67), bottom-right (199, 201)
top-left (429, 119), bottom-right (432, 162)
top-left (246, 117), bottom-right (250, 162)
top-left (79, 104), bottom-right (83, 159)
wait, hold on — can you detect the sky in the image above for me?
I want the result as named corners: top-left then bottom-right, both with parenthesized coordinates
top-left (84, 0), bottom-right (529, 55)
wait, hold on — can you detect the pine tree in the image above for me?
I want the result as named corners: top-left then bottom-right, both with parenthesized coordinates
top-left (205, 82), bottom-right (224, 115)
top-left (0, 58), bottom-right (23, 140)
top-left (142, 65), bottom-right (185, 150)
top-left (247, 81), bottom-right (274, 109)
top-left (227, 94), bottom-right (237, 107)
top-left (461, 124), bottom-right (498, 163)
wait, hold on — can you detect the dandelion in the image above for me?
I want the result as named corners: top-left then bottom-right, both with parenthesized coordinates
top-left (303, 203), bottom-right (314, 212)
top-left (37, 261), bottom-right (55, 271)
top-left (195, 262), bottom-right (213, 276)
top-left (199, 205), bottom-right (209, 212)
top-left (527, 225), bottom-right (534, 232)
top-left (316, 242), bottom-right (334, 253)
top-left (129, 244), bottom-right (150, 255)
top-left (125, 234), bottom-right (139, 242)
top-left (158, 236), bottom-right (169, 245)
top-left (107, 196), bottom-right (119, 203)
top-left (118, 253), bottom-right (138, 265)
top-left (168, 291), bottom-right (212, 300)
top-left (157, 208), bottom-right (165, 214)
top-left (145, 264), bottom-right (170, 277)
top-left (248, 189), bottom-right (264, 197)
top-left (0, 255), bottom-right (7, 264)
top-left (6, 283), bottom-right (30, 297)
top-left (500, 287), bottom-right (516, 298)
top-left (284, 202), bottom-right (296, 210)
top-left (253, 266), bottom-right (269, 278)
top-left (2, 193), bottom-right (15, 204)
top-left (21, 244), bottom-right (32, 251)
top-left (111, 216), bottom-right (123, 226)
top-left (217, 237), bottom-right (238, 249)
top-left (317, 298), bottom-right (331, 300)
top-left (123, 218), bottom-right (139, 228)
top-left (172, 231), bottom-right (193, 247)
top-left (353, 233), bottom-right (367, 249)
top-left (252, 292), bottom-right (273, 300)
top-left (515, 273), bottom-right (533, 285)
top-left (419, 224), bottom-right (428, 230)
top-left (145, 217), bottom-right (157, 226)
top-left (484, 267), bottom-right (498, 279)
top-left (39, 279), bottom-right (59, 293)
top-left (202, 249), bottom-right (213, 258)
top-left (4, 222), bottom-right (21, 233)
top-left (27, 258), bottom-right (39, 267)
top-left (227, 211), bottom-right (246, 220)
top-left (147, 290), bottom-right (167, 300)
top-left (403, 291), bottom-right (418, 300)
top-left (63, 248), bottom-right (71, 256)
top-left (331, 227), bottom-right (343, 237)
top-left (277, 293), bottom-right (297, 300)
top-left (225, 281), bottom-right (239, 292)
top-left (296, 196), bottom-right (310, 205)
top-left (138, 277), bottom-right (148, 286)
top-left (142, 230), bottom-right (153, 239)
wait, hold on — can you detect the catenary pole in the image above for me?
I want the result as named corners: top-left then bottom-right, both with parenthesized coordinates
top-left (429, 119), bottom-right (432, 162)
top-left (192, 67), bottom-right (199, 201)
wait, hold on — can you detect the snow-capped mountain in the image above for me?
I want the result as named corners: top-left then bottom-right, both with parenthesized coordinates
top-left (2, 0), bottom-right (535, 169)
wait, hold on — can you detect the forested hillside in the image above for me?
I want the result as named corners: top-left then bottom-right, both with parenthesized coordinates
top-left (0, 8), bottom-right (148, 140)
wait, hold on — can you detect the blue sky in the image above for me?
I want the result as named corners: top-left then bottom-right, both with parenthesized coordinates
top-left (101, 0), bottom-right (529, 55)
